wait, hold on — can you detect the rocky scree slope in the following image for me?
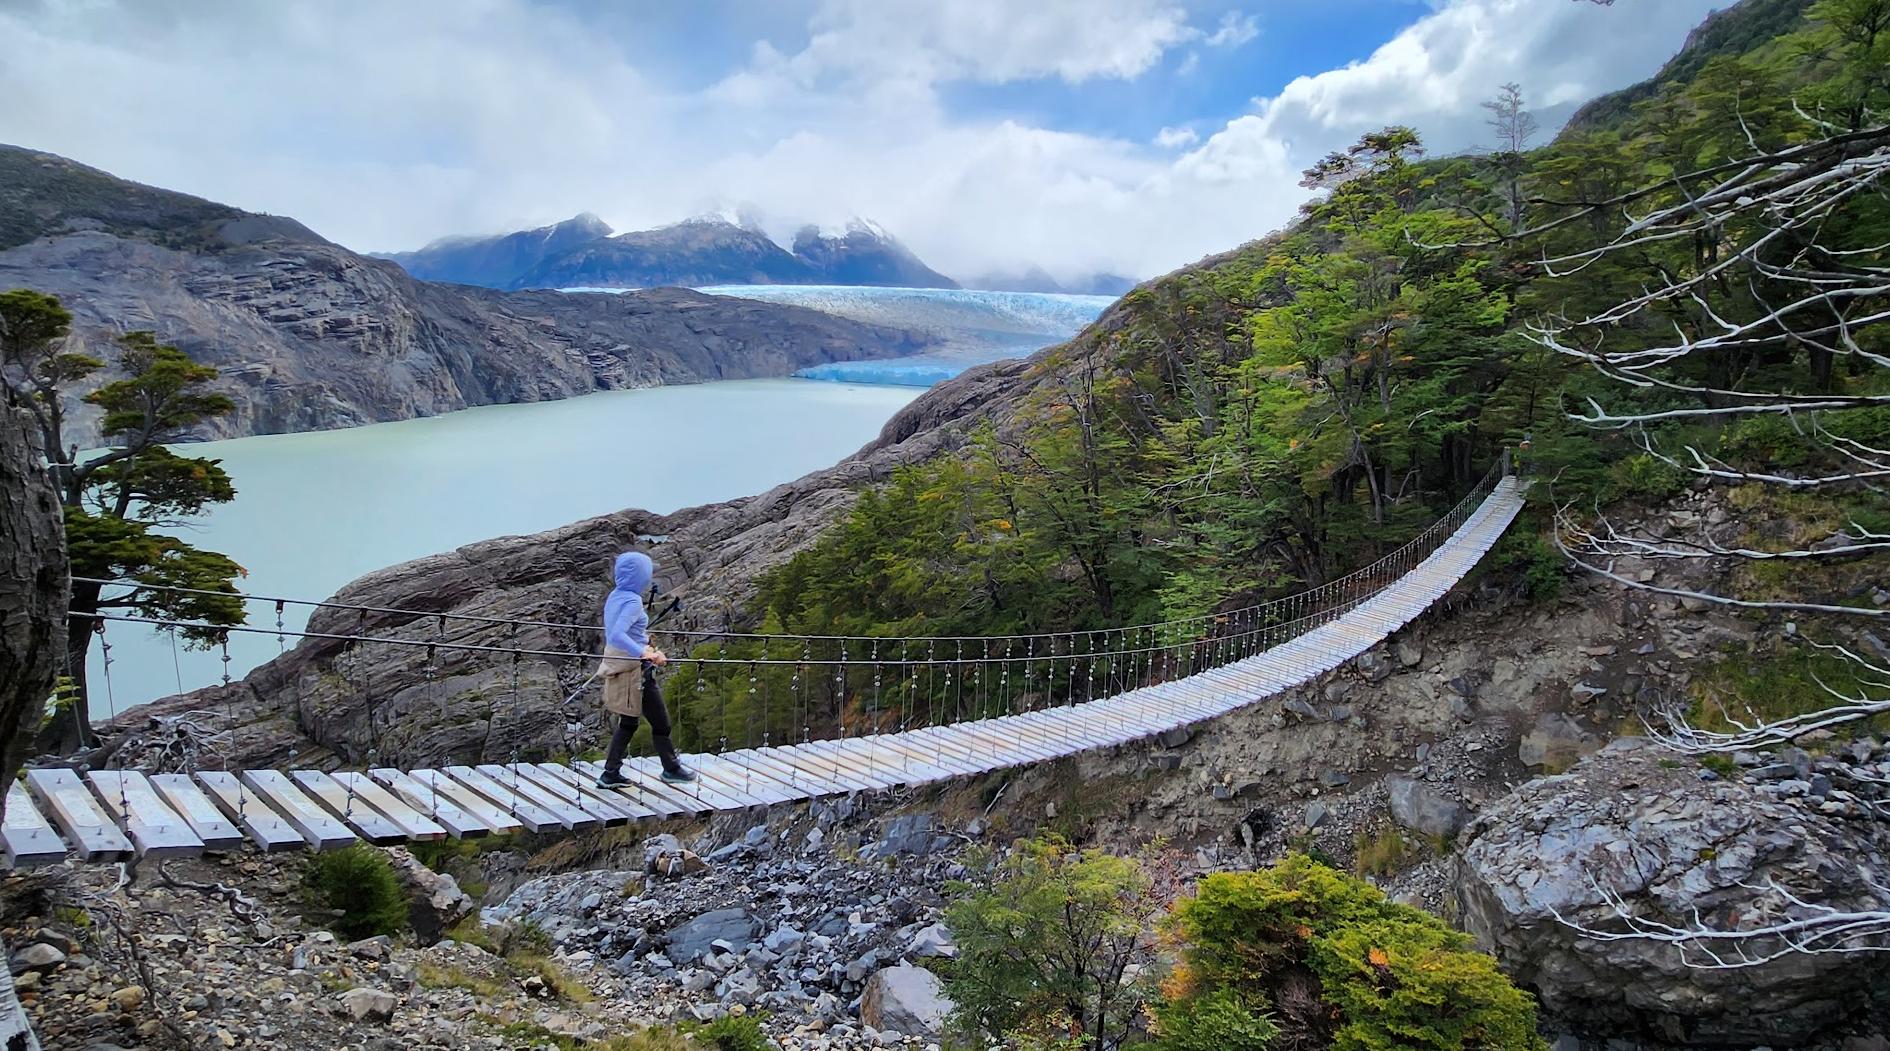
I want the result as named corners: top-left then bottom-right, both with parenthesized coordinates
top-left (0, 145), bottom-right (935, 445)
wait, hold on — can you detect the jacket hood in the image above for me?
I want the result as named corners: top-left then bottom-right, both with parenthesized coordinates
top-left (613, 551), bottom-right (654, 593)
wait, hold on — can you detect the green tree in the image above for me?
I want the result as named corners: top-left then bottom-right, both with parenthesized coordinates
top-left (0, 290), bottom-right (245, 753)
top-left (942, 835), bottom-right (1167, 1050)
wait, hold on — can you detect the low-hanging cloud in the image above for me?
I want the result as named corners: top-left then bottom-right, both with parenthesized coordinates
top-left (0, 0), bottom-right (1723, 283)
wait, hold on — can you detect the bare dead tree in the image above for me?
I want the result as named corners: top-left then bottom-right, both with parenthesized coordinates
top-left (1483, 83), bottom-right (1539, 227)
top-left (1524, 110), bottom-right (1890, 962)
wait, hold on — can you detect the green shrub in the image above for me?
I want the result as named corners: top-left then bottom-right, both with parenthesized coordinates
top-left (1608, 453), bottom-right (1686, 502)
top-left (942, 835), bottom-right (1165, 1049)
top-left (303, 845), bottom-right (408, 940)
top-left (683, 1014), bottom-right (769, 1051)
top-left (1162, 855), bottom-right (1544, 1051)
top-left (1153, 987), bottom-right (1280, 1051)
top-left (1311, 917), bottom-right (1544, 1051)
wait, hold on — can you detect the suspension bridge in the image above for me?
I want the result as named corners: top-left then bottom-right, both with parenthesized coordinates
top-left (4, 460), bottom-right (1528, 868)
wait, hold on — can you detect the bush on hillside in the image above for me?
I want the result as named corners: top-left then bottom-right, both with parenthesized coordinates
top-left (942, 835), bottom-right (1168, 1049)
top-left (1160, 854), bottom-right (1544, 1051)
top-left (303, 844), bottom-right (408, 940)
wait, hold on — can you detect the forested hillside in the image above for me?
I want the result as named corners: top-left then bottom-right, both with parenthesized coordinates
top-left (713, 0), bottom-right (1886, 674)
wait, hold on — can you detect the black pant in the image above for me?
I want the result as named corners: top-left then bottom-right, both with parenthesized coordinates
top-left (604, 668), bottom-right (672, 773)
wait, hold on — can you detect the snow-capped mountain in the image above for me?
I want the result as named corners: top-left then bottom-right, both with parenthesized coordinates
top-left (380, 213), bottom-right (958, 291)
top-left (374, 212), bottom-right (613, 288)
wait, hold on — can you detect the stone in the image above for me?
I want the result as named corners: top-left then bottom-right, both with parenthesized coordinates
top-left (1385, 775), bottom-right (1471, 839)
top-left (863, 814), bottom-right (953, 859)
top-left (1318, 769), bottom-right (1351, 788)
top-left (337, 987), bottom-right (397, 1023)
top-left (906, 923), bottom-right (957, 959)
top-left (1456, 739), bottom-right (1890, 1046)
top-left (348, 936), bottom-right (393, 961)
top-left (654, 850), bottom-right (709, 878)
top-left (1518, 713), bottom-right (1600, 770)
top-left (9, 943), bottom-right (65, 974)
top-left (860, 966), bottom-right (953, 1038)
top-left (384, 847), bottom-right (474, 947)
top-left (1158, 726), bottom-right (1194, 748)
top-left (666, 908), bottom-right (759, 963)
top-left (1394, 639), bottom-right (1424, 668)
top-left (1355, 650), bottom-right (1393, 683)
top-left (764, 925), bottom-right (806, 954)
top-left (108, 985), bottom-right (144, 1011)
top-left (1303, 801), bottom-right (1331, 830)
top-left (1283, 698), bottom-right (1319, 720)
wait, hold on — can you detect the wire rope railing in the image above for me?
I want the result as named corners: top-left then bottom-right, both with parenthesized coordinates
top-left (77, 455), bottom-right (1514, 772)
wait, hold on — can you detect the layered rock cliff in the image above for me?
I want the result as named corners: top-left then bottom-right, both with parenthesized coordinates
top-left (0, 146), bottom-right (935, 445)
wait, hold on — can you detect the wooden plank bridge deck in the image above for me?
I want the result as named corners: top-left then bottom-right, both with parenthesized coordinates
top-left (5, 477), bottom-right (1527, 866)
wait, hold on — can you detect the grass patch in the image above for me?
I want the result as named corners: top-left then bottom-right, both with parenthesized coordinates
top-left (1699, 753), bottom-right (1738, 777)
top-left (1688, 642), bottom-right (1880, 739)
top-left (1352, 825), bottom-right (1410, 878)
top-left (416, 960), bottom-right (507, 999)
top-left (507, 953), bottom-right (594, 1004)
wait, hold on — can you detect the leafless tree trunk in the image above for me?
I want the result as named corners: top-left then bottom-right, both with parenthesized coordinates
top-left (0, 394), bottom-right (60, 1048)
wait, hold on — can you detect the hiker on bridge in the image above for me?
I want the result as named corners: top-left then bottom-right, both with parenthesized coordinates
top-left (595, 551), bottom-right (696, 788)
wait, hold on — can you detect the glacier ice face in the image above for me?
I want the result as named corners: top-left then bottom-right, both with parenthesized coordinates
top-left (694, 284), bottom-right (1114, 386)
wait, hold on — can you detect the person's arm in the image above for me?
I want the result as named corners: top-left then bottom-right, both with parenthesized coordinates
top-left (605, 595), bottom-right (666, 665)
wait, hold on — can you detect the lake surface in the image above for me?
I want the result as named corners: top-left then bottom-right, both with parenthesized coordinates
top-left (94, 380), bottom-right (918, 714)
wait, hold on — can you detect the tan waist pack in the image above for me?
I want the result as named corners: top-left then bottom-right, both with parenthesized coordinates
top-left (599, 645), bottom-right (644, 718)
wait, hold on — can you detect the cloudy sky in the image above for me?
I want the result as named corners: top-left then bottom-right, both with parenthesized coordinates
top-left (0, 0), bottom-right (1724, 282)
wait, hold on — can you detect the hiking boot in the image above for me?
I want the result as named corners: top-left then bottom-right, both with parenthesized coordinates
top-left (595, 768), bottom-right (632, 790)
top-left (655, 736), bottom-right (697, 784)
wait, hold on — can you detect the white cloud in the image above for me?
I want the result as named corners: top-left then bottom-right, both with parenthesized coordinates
top-left (1154, 125), bottom-right (1200, 149)
top-left (0, 0), bottom-right (1727, 283)
top-left (1203, 11), bottom-right (1258, 48)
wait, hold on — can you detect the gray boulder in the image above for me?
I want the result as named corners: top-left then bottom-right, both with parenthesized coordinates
top-left (336, 987), bottom-right (397, 1023)
top-left (1518, 713), bottom-right (1600, 770)
top-left (384, 847), bottom-right (474, 946)
top-left (862, 814), bottom-right (954, 859)
top-left (1386, 775), bottom-right (1470, 839)
top-left (1456, 738), bottom-right (1890, 1046)
top-left (860, 965), bottom-right (953, 1038)
top-left (665, 908), bottom-right (758, 964)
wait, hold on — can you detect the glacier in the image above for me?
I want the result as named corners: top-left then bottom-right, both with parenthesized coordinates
top-left (563, 284), bottom-right (1115, 387)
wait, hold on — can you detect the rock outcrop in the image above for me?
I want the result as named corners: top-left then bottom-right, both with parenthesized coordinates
top-left (1455, 737), bottom-right (1890, 1046)
top-left (0, 145), bottom-right (935, 445)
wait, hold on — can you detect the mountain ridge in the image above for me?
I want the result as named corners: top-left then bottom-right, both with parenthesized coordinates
top-left (381, 212), bottom-right (961, 292)
top-left (0, 145), bottom-right (936, 445)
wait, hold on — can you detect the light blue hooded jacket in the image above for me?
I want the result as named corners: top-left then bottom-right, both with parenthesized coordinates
top-left (603, 552), bottom-right (654, 657)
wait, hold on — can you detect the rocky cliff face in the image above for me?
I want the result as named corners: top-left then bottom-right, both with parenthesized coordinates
top-left (0, 146), bottom-right (935, 446)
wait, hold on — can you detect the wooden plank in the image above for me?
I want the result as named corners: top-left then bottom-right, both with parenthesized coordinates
top-left (795, 739), bottom-right (901, 790)
top-left (86, 771), bottom-right (204, 859)
top-left (470, 764), bottom-right (600, 831)
top-left (683, 755), bottom-right (797, 807)
top-left (849, 734), bottom-right (983, 781)
top-left (409, 771), bottom-right (525, 836)
top-left (444, 766), bottom-right (567, 834)
top-left (626, 757), bottom-right (763, 813)
top-left (149, 774), bottom-right (245, 851)
top-left (289, 771), bottom-right (408, 845)
top-left (240, 770), bottom-right (356, 850)
top-left (725, 747), bottom-right (860, 797)
top-left (24, 769), bottom-right (130, 861)
top-left (750, 742), bottom-right (883, 794)
top-left (720, 749), bottom-right (843, 799)
top-left (576, 760), bottom-right (719, 820)
top-left (521, 763), bottom-right (653, 823)
top-left (331, 772), bottom-right (450, 841)
top-left (2, 784), bottom-right (68, 868)
top-left (369, 768), bottom-right (486, 839)
top-left (195, 771), bottom-right (304, 852)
